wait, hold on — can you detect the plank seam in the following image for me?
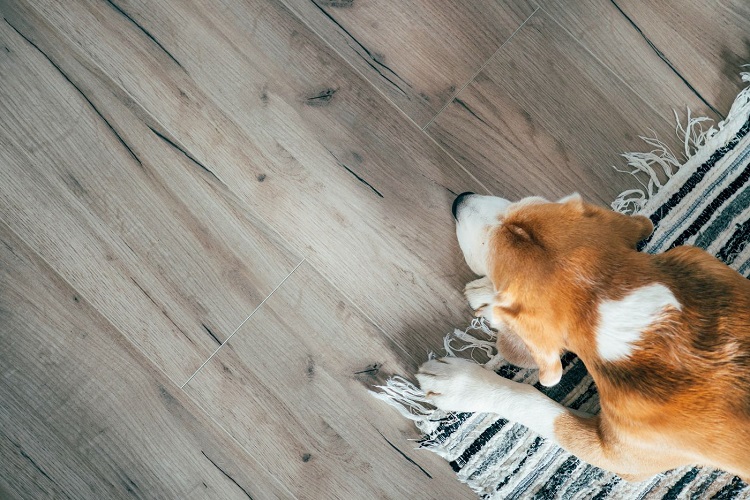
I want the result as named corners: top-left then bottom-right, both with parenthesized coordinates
top-left (181, 258), bottom-right (306, 388)
top-left (421, 6), bottom-right (540, 131)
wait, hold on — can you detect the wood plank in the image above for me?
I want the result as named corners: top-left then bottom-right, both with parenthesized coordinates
top-left (3, 0), bottom-right (487, 362)
top-left (280, 0), bottom-right (537, 126)
top-left (0, 15), bottom-right (301, 383)
top-left (616, 0), bottom-right (750, 116)
top-left (426, 8), bottom-right (673, 205)
top-left (0, 220), bottom-right (292, 499)
top-left (541, 0), bottom-right (721, 121)
top-left (185, 262), bottom-right (474, 499)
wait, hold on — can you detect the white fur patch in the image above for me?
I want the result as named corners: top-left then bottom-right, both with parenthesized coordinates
top-left (596, 283), bottom-right (681, 362)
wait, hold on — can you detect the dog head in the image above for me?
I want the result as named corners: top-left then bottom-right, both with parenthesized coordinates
top-left (452, 192), bottom-right (653, 385)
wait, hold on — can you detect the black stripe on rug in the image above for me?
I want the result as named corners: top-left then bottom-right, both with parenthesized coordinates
top-left (563, 466), bottom-right (608, 499)
top-left (568, 380), bottom-right (599, 410)
top-left (532, 455), bottom-right (580, 499)
top-left (669, 160), bottom-right (750, 248)
top-left (536, 358), bottom-right (591, 403)
top-left (711, 476), bottom-right (748, 499)
top-left (497, 364), bottom-right (524, 380)
top-left (638, 115), bottom-right (750, 250)
top-left (663, 468), bottom-right (701, 500)
top-left (508, 448), bottom-right (565, 498)
top-left (493, 437), bottom-right (545, 493)
top-left (449, 418), bottom-right (510, 472)
top-left (717, 217), bottom-right (750, 265)
top-left (468, 424), bottom-right (531, 482)
top-left (591, 477), bottom-right (622, 500)
top-left (694, 186), bottom-right (750, 250)
top-left (690, 470), bottom-right (724, 500)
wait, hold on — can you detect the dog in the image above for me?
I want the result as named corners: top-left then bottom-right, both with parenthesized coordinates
top-left (417, 192), bottom-right (750, 482)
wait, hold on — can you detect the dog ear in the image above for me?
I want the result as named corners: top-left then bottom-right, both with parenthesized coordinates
top-left (506, 223), bottom-right (531, 241)
top-left (558, 192), bottom-right (584, 209)
top-left (504, 221), bottom-right (544, 249)
top-left (562, 193), bottom-right (602, 218)
top-left (617, 213), bottom-right (654, 247)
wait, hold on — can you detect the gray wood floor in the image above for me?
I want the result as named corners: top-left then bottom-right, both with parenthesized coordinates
top-left (1, 0), bottom-right (748, 498)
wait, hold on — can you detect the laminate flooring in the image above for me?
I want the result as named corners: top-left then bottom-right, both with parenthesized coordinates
top-left (1, 0), bottom-right (747, 497)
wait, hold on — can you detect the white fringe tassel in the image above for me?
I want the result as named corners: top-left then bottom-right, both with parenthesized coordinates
top-left (368, 376), bottom-right (434, 422)
top-left (370, 317), bottom-right (500, 432)
top-left (612, 71), bottom-right (750, 215)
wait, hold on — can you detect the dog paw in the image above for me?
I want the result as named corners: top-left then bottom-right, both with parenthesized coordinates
top-left (464, 276), bottom-right (495, 318)
top-left (416, 357), bottom-right (511, 413)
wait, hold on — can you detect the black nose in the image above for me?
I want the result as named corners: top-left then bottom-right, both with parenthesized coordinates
top-left (452, 192), bottom-right (475, 220)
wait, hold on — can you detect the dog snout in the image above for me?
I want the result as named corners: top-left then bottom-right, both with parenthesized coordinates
top-left (452, 192), bottom-right (475, 220)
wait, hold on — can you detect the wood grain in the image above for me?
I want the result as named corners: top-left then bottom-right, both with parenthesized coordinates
top-left (0, 15), bottom-right (302, 383)
top-left (427, 9), bottom-right (674, 205)
top-left (185, 262), bottom-right (474, 499)
top-left (4, 0), bottom-right (744, 497)
top-left (280, 0), bottom-right (537, 126)
top-left (541, 0), bottom-right (721, 122)
top-left (0, 220), bottom-right (292, 499)
top-left (616, 0), bottom-right (750, 117)
top-left (3, 0), bottom-right (486, 362)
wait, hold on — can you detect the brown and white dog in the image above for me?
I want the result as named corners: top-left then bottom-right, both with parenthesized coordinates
top-left (417, 193), bottom-right (750, 482)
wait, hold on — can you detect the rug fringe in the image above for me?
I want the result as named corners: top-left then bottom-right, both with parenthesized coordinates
top-left (612, 71), bottom-right (750, 214)
top-left (370, 318), bottom-right (499, 434)
top-left (368, 376), bottom-right (434, 421)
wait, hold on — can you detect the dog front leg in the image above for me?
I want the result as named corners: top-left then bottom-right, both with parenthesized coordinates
top-left (416, 358), bottom-right (678, 480)
top-left (464, 278), bottom-right (537, 368)
top-left (417, 357), bottom-right (566, 440)
top-left (464, 276), bottom-right (498, 324)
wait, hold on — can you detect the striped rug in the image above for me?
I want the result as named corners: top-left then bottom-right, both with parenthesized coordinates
top-left (374, 74), bottom-right (750, 499)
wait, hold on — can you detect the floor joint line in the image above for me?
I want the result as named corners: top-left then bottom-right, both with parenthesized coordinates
top-left (180, 257), bottom-right (306, 388)
top-left (421, 6), bottom-right (540, 132)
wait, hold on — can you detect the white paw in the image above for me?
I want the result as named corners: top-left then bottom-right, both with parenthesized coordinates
top-left (464, 276), bottom-right (495, 318)
top-left (416, 357), bottom-right (515, 414)
top-left (418, 358), bottom-right (566, 440)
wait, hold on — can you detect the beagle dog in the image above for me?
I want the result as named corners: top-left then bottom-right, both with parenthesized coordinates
top-left (418, 193), bottom-right (750, 482)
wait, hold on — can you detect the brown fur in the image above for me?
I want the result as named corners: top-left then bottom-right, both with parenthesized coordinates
top-left (485, 198), bottom-right (750, 480)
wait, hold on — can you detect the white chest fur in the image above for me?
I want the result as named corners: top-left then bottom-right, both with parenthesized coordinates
top-left (596, 283), bottom-right (681, 362)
